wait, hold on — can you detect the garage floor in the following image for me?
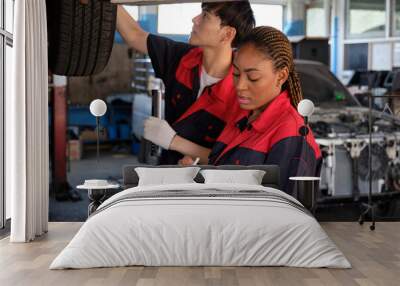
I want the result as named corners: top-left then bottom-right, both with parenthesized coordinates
top-left (49, 150), bottom-right (140, 222)
top-left (1, 222), bottom-right (399, 286)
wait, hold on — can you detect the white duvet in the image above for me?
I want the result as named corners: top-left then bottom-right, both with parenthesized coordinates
top-left (50, 183), bottom-right (351, 269)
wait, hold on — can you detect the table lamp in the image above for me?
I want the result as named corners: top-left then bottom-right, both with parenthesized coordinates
top-left (297, 99), bottom-right (315, 136)
top-left (76, 99), bottom-right (120, 217)
top-left (89, 99), bottom-right (107, 163)
top-left (290, 99), bottom-right (320, 214)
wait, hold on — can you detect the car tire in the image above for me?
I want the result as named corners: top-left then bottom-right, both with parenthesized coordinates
top-left (46, 0), bottom-right (117, 76)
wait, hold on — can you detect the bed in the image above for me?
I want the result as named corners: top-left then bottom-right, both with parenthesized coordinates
top-left (50, 165), bottom-right (351, 269)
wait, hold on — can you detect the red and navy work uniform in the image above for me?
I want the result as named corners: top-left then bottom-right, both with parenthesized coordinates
top-left (208, 90), bottom-right (322, 195)
top-left (147, 34), bottom-right (237, 164)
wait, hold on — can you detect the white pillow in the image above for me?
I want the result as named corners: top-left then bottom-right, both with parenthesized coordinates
top-left (135, 167), bottom-right (201, 186)
top-left (200, 169), bottom-right (266, 185)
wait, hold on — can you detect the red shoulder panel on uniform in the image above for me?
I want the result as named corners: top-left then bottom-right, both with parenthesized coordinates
top-left (175, 48), bottom-right (203, 89)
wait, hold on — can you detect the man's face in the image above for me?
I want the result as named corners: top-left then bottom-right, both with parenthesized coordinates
top-left (189, 9), bottom-right (227, 48)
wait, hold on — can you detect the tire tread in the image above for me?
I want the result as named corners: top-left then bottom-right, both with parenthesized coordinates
top-left (47, 0), bottom-right (117, 76)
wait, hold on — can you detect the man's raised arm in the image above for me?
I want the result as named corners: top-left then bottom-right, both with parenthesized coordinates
top-left (116, 5), bottom-right (149, 54)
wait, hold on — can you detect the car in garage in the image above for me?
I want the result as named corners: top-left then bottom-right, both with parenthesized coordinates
top-left (297, 60), bottom-right (400, 216)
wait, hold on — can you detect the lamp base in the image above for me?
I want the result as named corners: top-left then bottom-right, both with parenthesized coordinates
top-left (358, 202), bottom-right (376, 231)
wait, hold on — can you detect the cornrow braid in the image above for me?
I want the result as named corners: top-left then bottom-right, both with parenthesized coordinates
top-left (239, 26), bottom-right (303, 108)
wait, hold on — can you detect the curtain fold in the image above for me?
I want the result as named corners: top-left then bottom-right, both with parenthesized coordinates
top-left (8, 0), bottom-right (49, 242)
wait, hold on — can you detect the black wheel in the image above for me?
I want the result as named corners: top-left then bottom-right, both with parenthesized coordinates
top-left (370, 224), bottom-right (375, 231)
top-left (358, 218), bottom-right (364, 225)
top-left (46, 0), bottom-right (117, 76)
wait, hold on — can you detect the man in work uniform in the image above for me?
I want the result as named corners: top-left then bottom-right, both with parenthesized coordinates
top-left (116, 1), bottom-right (255, 164)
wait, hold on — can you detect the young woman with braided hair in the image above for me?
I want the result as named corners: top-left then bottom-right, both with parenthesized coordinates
top-left (146, 26), bottom-right (321, 195)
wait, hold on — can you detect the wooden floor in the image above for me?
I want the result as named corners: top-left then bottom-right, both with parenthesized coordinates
top-left (0, 222), bottom-right (399, 286)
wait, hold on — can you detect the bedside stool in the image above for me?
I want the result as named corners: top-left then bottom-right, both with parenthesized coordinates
top-left (289, 177), bottom-right (320, 215)
top-left (77, 183), bottom-right (120, 217)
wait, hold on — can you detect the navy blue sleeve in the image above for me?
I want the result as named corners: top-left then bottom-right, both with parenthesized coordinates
top-left (147, 34), bottom-right (193, 82)
top-left (264, 136), bottom-right (321, 196)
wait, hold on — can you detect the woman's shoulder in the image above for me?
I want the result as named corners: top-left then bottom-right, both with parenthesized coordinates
top-left (270, 106), bottom-right (321, 157)
top-left (268, 106), bottom-right (309, 142)
top-left (274, 106), bottom-right (303, 135)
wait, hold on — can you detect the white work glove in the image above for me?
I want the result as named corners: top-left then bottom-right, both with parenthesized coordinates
top-left (143, 117), bottom-right (176, 150)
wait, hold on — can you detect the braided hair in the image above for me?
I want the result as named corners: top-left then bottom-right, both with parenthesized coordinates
top-left (238, 26), bottom-right (303, 108)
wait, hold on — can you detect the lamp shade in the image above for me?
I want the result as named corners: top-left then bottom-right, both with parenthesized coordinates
top-left (89, 99), bottom-right (107, 117)
top-left (297, 99), bottom-right (314, 117)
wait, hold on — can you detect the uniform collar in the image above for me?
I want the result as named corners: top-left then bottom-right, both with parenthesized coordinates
top-left (235, 90), bottom-right (292, 133)
top-left (180, 48), bottom-right (235, 103)
top-left (209, 65), bottom-right (234, 103)
top-left (180, 47), bottom-right (203, 70)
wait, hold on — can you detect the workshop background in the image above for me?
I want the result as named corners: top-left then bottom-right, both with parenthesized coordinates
top-left (2, 0), bottom-right (400, 225)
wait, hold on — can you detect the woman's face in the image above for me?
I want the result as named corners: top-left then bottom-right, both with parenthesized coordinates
top-left (233, 44), bottom-right (288, 112)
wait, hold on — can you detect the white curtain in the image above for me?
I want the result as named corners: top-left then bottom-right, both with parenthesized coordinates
top-left (7, 0), bottom-right (49, 242)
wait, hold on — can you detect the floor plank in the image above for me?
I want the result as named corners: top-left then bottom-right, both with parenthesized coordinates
top-left (0, 222), bottom-right (399, 286)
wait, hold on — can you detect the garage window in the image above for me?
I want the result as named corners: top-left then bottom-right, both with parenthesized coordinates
top-left (157, 3), bottom-right (200, 35)
top-left (344, 43), bottom-right (368, 70)
top-left (394, 0), bottom-right (400, 36)
top-left (252, 4), bottom-right (283, 30)
top-left (346, 0), bottom-right (386, 38)
top-left (306, 0), bottom-right (328, 37)
top-left (0, 0), bottom-right (13, 230)
top-left (124, 5), bottom-right (139, 21)
top-left (157, 3), bottom-right (284, 35)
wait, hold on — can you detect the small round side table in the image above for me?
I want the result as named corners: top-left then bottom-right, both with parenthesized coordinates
top-left (77, 183), bottom-right (120, 217)
top-left (289, 176), bottom-right (321, 215)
